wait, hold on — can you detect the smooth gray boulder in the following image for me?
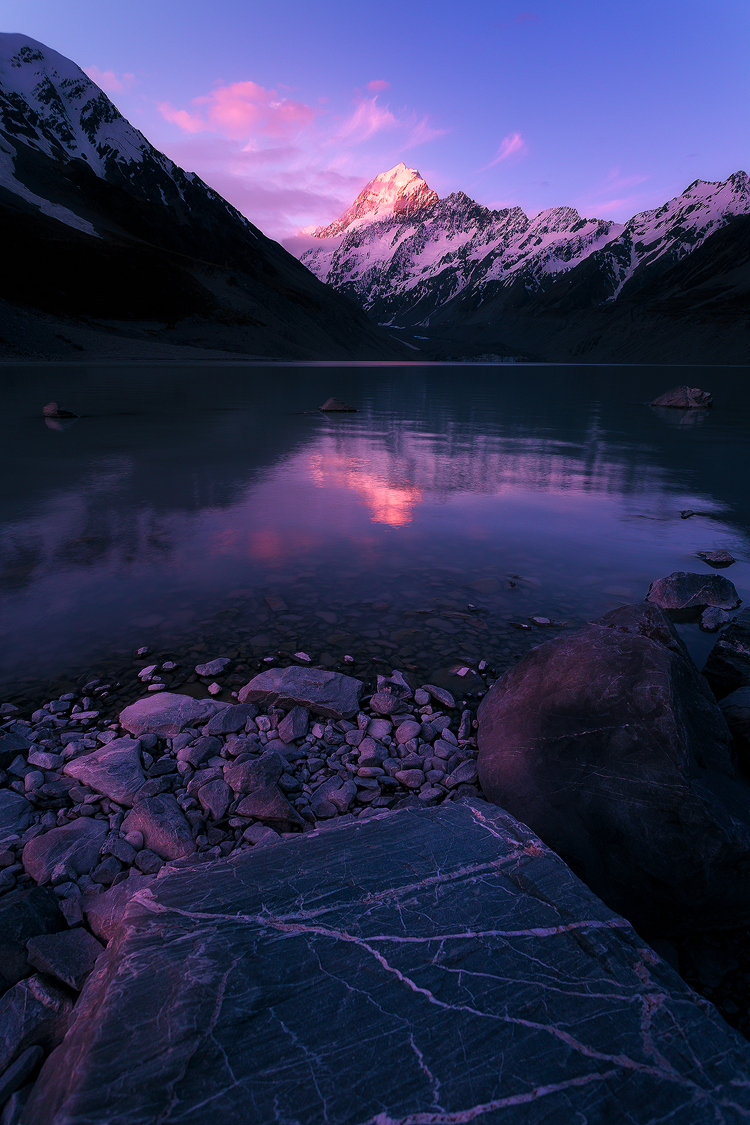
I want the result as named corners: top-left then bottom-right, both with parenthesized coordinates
top-left (22, 819), bottom-right (108, 886)
top-left (477, 602), bottom-right (750, 935)
top-left (63, 737), bottom-right (145, 807)
top-left (238, 667), bottom-right (362, 719)
top-left (703, 608), bottom-right (750, 699)
top-left (21, 802), bottom-right (750, 1125)
top-left (0, 792), bottom-right (33, 846)
top-left (119, 693), bottom-right (220, 737)
top-left (650, 385), bottom-right (713, 408)
top-left (120, 795), bottom-right (195, 860)
top-left (646, 571), bottom-right (740, 621)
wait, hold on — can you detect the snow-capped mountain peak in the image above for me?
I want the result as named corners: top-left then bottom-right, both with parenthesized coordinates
top-left (304, 162), bottom-right (439, 238)
top-left (299, 163), bottom-right (750, 330)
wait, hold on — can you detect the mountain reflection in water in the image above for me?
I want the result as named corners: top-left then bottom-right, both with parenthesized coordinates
top-left (0, 362), bottom-right (748, 688)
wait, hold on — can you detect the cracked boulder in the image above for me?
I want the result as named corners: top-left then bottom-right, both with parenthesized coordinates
top-left (20, 802), bottom-right (750, 1125)
top-left (477, 602), bottom-right (750, 935)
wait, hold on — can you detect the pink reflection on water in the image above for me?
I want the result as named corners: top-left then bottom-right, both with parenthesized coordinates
top-left (307, 449), bottom-right (422, 527)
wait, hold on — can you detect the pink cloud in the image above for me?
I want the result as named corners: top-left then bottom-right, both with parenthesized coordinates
top-left (84, 66), bottom-right (136, 94)
top-left (153, 80), bottom-right (446, 239)
top-left (335, 97), bottom-right (399, 142)
top-left (367, 80), bottom-right (391, 92)
top-left (490, 132), bottom-right (528, 164)
top-left (514, 12), bottom-right (540, 23)
top-left (160, 81), bottom-right (315, 139)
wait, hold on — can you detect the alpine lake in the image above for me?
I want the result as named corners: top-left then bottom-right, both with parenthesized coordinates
top-left (1, 361), bottom-right (749, 710)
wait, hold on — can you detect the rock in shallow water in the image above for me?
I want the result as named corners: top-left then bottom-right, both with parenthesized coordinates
top-left (650, 385), bottom-right (713, 408)
top-left (645, 571), bottom-right (740, 620)
top-left (477, 602), bottom-right (750, 935)
top-left (20, 802), bottom-right (750, 1125)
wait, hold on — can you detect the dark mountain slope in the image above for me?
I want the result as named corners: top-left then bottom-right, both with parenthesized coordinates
top-left (0, 35), bottom-right (406, 361)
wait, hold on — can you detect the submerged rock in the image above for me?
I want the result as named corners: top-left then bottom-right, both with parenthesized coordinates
top-left (477, 602), bottom-right (750, 934)
top-left (20, 803), bottom-right (750, 1125)
top-left (650, 385), bottom-right (713, 408)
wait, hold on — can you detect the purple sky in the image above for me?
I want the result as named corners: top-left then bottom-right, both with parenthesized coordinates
top-left (7, 0), bottom-right (750, 240)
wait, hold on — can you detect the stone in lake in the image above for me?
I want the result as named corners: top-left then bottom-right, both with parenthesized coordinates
top-left (700, 607), bottom-right (733, 632)
top-left (120, 795), bottom-right (195, 861)
top-left (477, 602), bottom-right (750, 935)
top-left (645, 571), bottom-right (740, 621)
top-left (650, 385), bottom-right (713, 408)
top-left (697, 549), bottom-right (736, 568)
top-left (63, 737), bottom-right (145, 807)
top-left (41, 402), bottom-right (77, 418)
top-left (22, 819), bottom-right (108, 886)
top-left (318, 397), bottom-right (356, 412)
top-left (703, 608), bottom-right (750, 700)
top-left (238, 667), bottom-right (362, 719)
top-left (21, 803), bottom-right (750, 1125)
top-left (119, 692), bottom-right (221, 737)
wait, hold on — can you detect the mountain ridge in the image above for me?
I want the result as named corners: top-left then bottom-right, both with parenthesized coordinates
top-left (299, 163), bottom-right (750, 362)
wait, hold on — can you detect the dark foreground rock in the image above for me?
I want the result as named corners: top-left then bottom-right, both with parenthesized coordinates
top-left (20, 802), bottom-right (750, 1125)
top-left (645, 570), bottom-right (740, 620)
top-left (477, 602), bottom-right (750, 935)
top-left (703, 608), bottom-right (750, 699)
top-left (650, 385), bottom-right (713, 408)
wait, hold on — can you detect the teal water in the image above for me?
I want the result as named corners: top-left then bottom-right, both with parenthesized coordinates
top-left (1, 362), bottom-right (748, 694)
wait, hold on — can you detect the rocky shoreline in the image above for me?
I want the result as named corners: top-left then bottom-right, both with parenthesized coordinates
top-left (2, 580), bottom-right (750, 1120)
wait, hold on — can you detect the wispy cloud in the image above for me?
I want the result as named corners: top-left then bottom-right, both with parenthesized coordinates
top-left (156, 82), bottom-right (445, 238)
top-left (367, 80), bottom-right (391, 92)
top-left (490, 132), bottom-right (528, 165)
top-left (574, 168), bottom-right (652, 218)
top-left (514, 12), bottom-right (540, 24)
top-left (84, 66), bottom-right (137, 94)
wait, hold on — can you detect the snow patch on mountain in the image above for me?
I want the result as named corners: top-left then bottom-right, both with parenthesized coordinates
top-left (0, 132), bottom-right (99, 235)
top-left (0, 33), bottom-right (257, 238)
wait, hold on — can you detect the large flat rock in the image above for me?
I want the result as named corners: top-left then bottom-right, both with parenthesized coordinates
top-left (119, 693), bottom-right (222, 737)
top-left (238, 666), bottom-right (363, 719)
top-left (22, 803), bottom-right (750, 1125)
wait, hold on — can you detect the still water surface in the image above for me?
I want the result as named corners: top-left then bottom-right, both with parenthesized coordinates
top-left (1, 362), bottom-right (748, 694)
